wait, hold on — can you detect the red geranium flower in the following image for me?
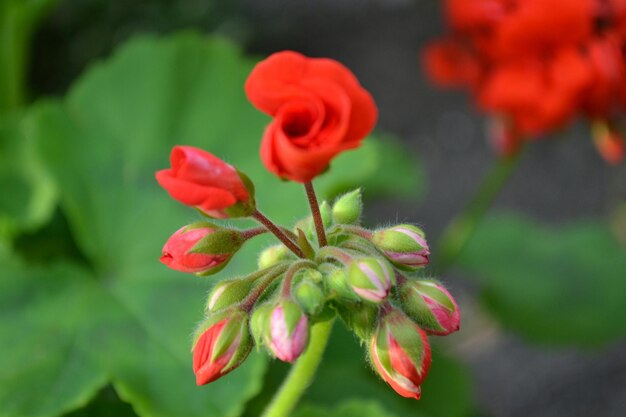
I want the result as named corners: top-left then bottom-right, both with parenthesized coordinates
top-left (245, 51), bottom-right (378, 182)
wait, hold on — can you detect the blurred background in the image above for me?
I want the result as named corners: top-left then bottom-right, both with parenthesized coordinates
top-left (2, 1), bottom-right (626, 417)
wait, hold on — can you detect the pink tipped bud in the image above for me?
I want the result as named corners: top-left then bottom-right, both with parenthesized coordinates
top-left (371, 225), bottom-right (430, 269)
top-left (268, 300), bottom-right (309, 362)
top-left (593, 122), bottom-right (625, 165)
top-left (192, 310), bottom-right (252, 385)
top-left (370, 309), bottom-right (431, 400)
top-left (347, 258), bottom-right (393, 303)
top-left (400, 280), bottom-right (460, 336)
top-left (160, 223), bottom-right (243, 275)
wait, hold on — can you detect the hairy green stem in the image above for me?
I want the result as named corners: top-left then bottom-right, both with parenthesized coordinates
top-left (261, 318), bottom-right (335, 417)
top-left (436, 151), bottom-right (523, 270)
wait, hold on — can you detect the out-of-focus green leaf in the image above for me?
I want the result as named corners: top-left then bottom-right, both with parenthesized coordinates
top-left (294, 400), bottom-right (399, 417)
top-left (0, 261), bottom-right (107, 417)
top-left (316, 132), bottom-right (423, 201)
top-left (301, 325), bottom-right (472, 417)
top-left (0, 32), bottom-right (421, 417)
top-left (0, 111), bottom-right (56, 238)
top-left (457, 214), bottom-right (626, 346)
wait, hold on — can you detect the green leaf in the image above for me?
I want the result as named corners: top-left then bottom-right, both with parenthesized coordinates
top-left (4, 32), bottom-right (422, 417)
top-left (0, 261), bottom-right (107, 417)
top-left (294, 400), bottom-right (399, 417)
top-left (0, 111), bottom-right (56, 238)
top-left (457, 214), bottom-right (626, 346)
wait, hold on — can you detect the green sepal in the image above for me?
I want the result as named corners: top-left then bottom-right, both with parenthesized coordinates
top-left (332, 188), bottom-right (363, 224)
top-left (210, 309), bottom-right (249, 362)
top-left (347, 258), bottom-right (394, 291)
top-left (399, 279), bottom-right (455, 332)
top-left (194, 257), bottom-right (231, 277)
top-left (191, 228), bottom-right (244, 255)
top-left (191, 309), bottom-right (233, 349)
top-left (222, 169), bottom-right (256, 218)
top-left (297, 228), bottom-right (316, 259)
top-left (383, 309), bottom-right (427, 366)
top-left (279, 299), bottom-right (305, 335)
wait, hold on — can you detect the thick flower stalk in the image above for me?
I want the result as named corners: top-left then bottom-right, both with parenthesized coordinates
top-left (424, 0), bottom-right (626, 164)
top-left (155, 51), bottom-right (461, 417)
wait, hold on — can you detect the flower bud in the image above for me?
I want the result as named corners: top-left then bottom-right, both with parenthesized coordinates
top-left (371, 224), bottom-right (430, 269)
top-left (258, 244), bottom-right (293, 269)
top-left (268, 299), bottom-right (309, 362)
top-left (399, 280), bottom-right (460, 336)
top-left (250, 303), bottom-right (273, 346)
top-left (160, 223), bottom-right (243, 275)
top-left (326, 267), bottom-right (360, 301)
top-left (319, 201), bottom-right (333, 229)
top-left (369, 309), bottom-right (431, 399)
top-left (205, 278), bottom-right (254, 313)
top-left (294, 278), bottom-right (325, 316)
top-left (192, 309), bottom-right (252, 385)
top-left (336, 301), bottom-right (379, 340)
top-left (347, 258), bottom-right (393, 303)
top-left (332, 189), bottom-right (362, 224)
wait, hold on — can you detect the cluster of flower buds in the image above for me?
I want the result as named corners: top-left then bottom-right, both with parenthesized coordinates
top-left (156, 51), bottom-right (460, 401)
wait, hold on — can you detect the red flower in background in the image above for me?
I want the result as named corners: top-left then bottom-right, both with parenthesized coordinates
top-left (424, 0), bottom-right (626, 164)
top-left (245, 51), bottom-right (378, 182)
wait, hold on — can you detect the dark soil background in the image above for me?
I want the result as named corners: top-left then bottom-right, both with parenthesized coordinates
top-left (31, 1), bottom-right (626, 416)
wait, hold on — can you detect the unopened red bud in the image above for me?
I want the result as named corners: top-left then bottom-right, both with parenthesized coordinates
top-left (160, 224), bottom-right (241, 275)
top-left (268, 300), bottom-right (309, 362)
top-left (347, 258), bottom-right (393, 303)
top-left (192, 309), bottom-right (252, 385)
top-left (400, 280), bottom-right (460, 336)
top-left (369, 309), bottom-right (431, 400)
top-left (156, 146), bottom-right (255, 218)
top-left (372, 225), bottom-right (430, 269)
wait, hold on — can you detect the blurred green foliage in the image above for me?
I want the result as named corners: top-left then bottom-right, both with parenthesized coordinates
top-left (458, 214), bottom-right (626, 346)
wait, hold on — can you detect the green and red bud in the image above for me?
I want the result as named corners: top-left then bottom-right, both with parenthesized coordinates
top-left (371, 224), bottom-right (430, 269)
top-left (347, 258), bottom-right (393, 303)
top-left (192, 309), bottom-right (252, 385)
top-left (160, 223), bottom-right (243, 275)
top-left (369, 309), bottom-right (432, 400)
top-left (332, 188), bottom-right (363, 225)
top-left (399, 280), bottom-right (460, 336)
top-left (268, 299), bottom-right (309, 362)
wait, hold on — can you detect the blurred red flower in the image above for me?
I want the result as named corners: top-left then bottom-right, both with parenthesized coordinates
top-left (424, 0), bottom-right (626, 163)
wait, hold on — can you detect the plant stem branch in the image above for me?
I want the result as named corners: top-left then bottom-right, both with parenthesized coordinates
top-left (436, 151), bottom-right (523, 270)
top-left (253, 210), bottom-right (304, 258)
top-left (304, 182), bottom-right (327, 247)
top-left (261, 318), bottom-right (335, 417)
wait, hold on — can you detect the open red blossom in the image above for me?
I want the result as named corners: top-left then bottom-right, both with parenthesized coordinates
top-left (156, 146), bottom-right (254, 218)
top-left (424, 0), bottom-right (626, 163)
top-left (245, 51), bottom-right (378, 182)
